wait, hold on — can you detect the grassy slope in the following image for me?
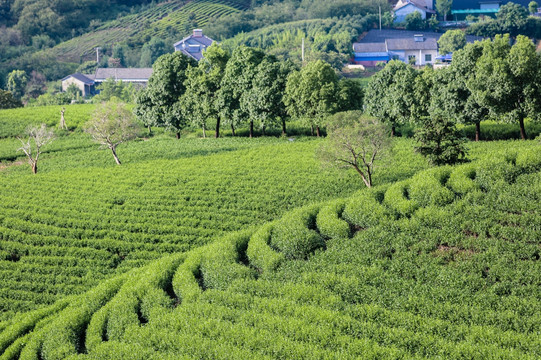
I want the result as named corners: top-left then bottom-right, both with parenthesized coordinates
top-left (0, 140), bottom-right (540, 359)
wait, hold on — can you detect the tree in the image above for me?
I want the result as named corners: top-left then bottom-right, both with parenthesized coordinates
top-left (7, 70), bottom-right (27, 99)
top-left (497, 2), bottom-right (528, 35)
top-left (241, 57), bottom-right (296, 136)
top-left (438, 41), bottom-right (490, 141)
top-left (436, 0), bottom-right (452, 21)
top-left (437, 29), bottom-right (466, 55)
top-left (182, 44), bottom-right (230, 138)
top-left (365, 60), bottom-right (419, 136)
top-left (17, 124), bottom-right (55, 174)
top-left (0, 89), bottom-right (23, 109)
top-left (139, 37), bottom-right (169, 67)
top-left (134, 52), bottom-right (197, 138)
top-left (218, 46), bottom-right (265, 138)
top-left (405, 11), bottom-right (426, 30)
top-left (284, 60), bottom-right (341, 137)
top-left (84, 101), bottom-right (140, 165)
top-left (470, 35), bottom-right (541, 140)
top-left (529, 1), bottom-right (539, 14)
top-left (415, 116), bottom-right (467, 166)
top-left (318, 112), bottom-right (391, 188)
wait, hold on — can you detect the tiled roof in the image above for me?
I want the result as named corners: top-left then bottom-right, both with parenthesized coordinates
top-left (357, 29), bottom-right (483, 45)
top-left (353, 43), bottom-right (387, 53)
top-left (94, 68), bottom-right (153, 81)
top-left (395, 0), bottom-right (436, 13)
top-left (61, 73), bottom-right (94, 84)
top-left (173, 30), bottom-right (215, 61)
top-left (386, 37), bottom-right (438, 51)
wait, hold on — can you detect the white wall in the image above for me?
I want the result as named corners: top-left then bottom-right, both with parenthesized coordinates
top-left (394, 6), bottom-right (427, 23)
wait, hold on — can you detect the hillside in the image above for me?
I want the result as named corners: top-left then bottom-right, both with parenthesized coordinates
top-left (51, 0), bottom-right (251, 62)
top-left (0, 134), bottom-right (540, 358)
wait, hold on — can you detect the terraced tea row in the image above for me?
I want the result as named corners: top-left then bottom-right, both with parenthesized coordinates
top-left (1, 138), bottom-right (394, 321)
top-left (1, 147), bottom-right (539, 359)
top-left (53, 0), bottom-right (250, 61)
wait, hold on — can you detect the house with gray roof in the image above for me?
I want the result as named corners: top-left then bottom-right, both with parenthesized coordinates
top-left (94, 68), bottom-right (153, 84)
top-left (61, 68), bottom-right (153, 97)
top-left (352, 29), bottom-right (482, 66)
top-left (394, 0), bottom-right (436, 23)
top-left (173, 29), bottom-right (215, 61)
top-left (61, 73), bottom-right (96, 97)
top-left (451, 0), bottom-right (530, 19)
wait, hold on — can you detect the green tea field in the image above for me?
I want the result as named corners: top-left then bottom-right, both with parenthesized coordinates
top-left (0, 104), bottom-right (540, 359)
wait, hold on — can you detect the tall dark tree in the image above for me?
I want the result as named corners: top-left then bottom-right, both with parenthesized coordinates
top-left (470, 35), bottom-right (541, 140)
top-left (182, 44), bottom-right (230, 138)
top-left (218, 46), bottom-right (265, 137)
top-left (284, 60), bottom-right (342, 137)
top-left (365, 60), bottom-right (418, 136)
top-left (241, 57), bottom-right (296, 136)
top-left (134, 52), bottom-right (196, 138)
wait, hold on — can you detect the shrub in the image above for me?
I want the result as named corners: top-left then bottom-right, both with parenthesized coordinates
top-left (343, 189), bottom-right (391, 228)
top-left (270, 205), bottom-right (325, 260)
top-left (409, 167), bottom-right (455, 207)
top-left (516, 147), bottom-right (541, 173)
top-left (316, 199), bottom-right (351, 239)
top-left (447, 163), bottom-right (479, 195)
top-left (246, 223), bottom-right (285, 273)
top-left (384, 180), bottom-right (419, 217)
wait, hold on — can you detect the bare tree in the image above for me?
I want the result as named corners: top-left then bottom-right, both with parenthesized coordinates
top-left (84, 101), bottom-right (140, 165)
top-left (17, 124), bottom-right (55, 174)
top-left (318, 112), bottom-right (391, 188)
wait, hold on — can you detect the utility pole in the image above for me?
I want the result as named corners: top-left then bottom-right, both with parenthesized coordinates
top-left (379, 6), bottom-right (382, 31)
top-left (301, 37), bottom-right (305, 63)
top-left (95, 47), bottom-right (101, 64)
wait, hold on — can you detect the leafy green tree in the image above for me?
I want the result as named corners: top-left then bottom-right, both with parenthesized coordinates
top-left (529, 1), bottom-right (539, 14)
top-left (415, 116), bottom-right (467, 166)
top-left (218, 46), bottom-right (265, 138)
top-left (182, 44), bottom-right (230, 138)
top-left (436, 0), bottom-right (453, 21)
top-left (470, 35), bottom-right (541, 140)
top-left (84, 101), bottom-right (140, 165)
top-left (241, 58), bottom-right (296, 136)
top-left (94, 78), bottom-right (126, 102)
top-left (436, 41), bottom-right (489, 141)
top-left (365, 60), bottom-right (418, 136)
top-left (437, 29), bottom-right (466, 55)
top-left (139, 37), bottom-right (169, 67)
top-left (0, 89), bottom-right (23, 109)
top-left (134, 52), bottom-right (197, 138)
top-left (284, 60), bottom-right (341, 137)
top-left (497, 2), bottom-right (528, 35)
top-left (405, 11), bottom-right (426, 30)
top-left (337, 78), bottom-right (364, 114)
top-left (7, 70), bottom-right (27, 99)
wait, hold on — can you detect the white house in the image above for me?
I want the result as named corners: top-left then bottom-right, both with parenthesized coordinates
top-left (173, 29), bottom-right (215, 61)
top-left (394, 0), bottom-right (435, 23)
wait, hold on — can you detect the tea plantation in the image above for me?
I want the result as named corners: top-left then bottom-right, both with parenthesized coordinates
top-left (0, 105), bottom-right (540, 358)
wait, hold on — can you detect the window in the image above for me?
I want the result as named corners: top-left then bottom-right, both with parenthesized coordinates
top-left (425, 54), bottom-right (432, 62)
top-left (408, 55), bottom-right (416, 65)
top-left (391, 55), bottom-right (400, 60)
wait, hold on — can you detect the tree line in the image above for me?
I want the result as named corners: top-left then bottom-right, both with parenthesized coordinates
top-left (134, 44), bottom-right (363, 139)
top-left (366, 34), bottom-right (541, 144)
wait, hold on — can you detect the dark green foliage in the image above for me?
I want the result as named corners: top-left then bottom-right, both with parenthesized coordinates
top-left (415, 116), bottom-right (467, 166)
top-left (437, 29), bottom-right (466, 55)
top-left (405, 11), bottom-right (426, 30)
top-left (467, 2), bottom-right (541, 37)
top-left (0, 89), bottom-right (22, 109)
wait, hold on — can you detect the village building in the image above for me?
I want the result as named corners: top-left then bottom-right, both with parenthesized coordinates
top-left (352, 29), bottom-right (482, 67)
top-left (393, 0), bottom-right (435, 23)
top-left (61, 68), bottom-right (152, 97)
top-left (173, 29), bottom-right (215, 61)
top-left (61, 73), bottom-right (96, 97)
top-left (451, 0), bottom-right (531, 20)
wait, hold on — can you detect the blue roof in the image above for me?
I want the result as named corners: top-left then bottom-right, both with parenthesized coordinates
top-left (354, 55), bottom-right (391, 62)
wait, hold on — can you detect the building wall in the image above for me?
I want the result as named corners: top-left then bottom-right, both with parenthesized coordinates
top-left (62, 78), bottom-right (89, 97)
top-left (403, 50), bottom-right (439, 65)
top-left (395, 6), bottom-right (427, 23)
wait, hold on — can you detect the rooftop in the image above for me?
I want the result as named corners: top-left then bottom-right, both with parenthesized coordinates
top-left (94, 68), bottom-right (153, 81)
